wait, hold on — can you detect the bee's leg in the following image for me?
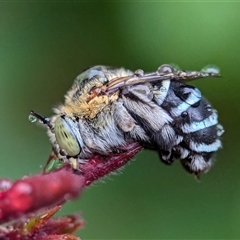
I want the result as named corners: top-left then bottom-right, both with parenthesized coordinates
top-left (120, 84), bottom-right (177, 149)
top-left (158, 150), bottom-right (175, 165)
top-left (121, 83), bottom-right (172, 132)
top-left (113, 100), bottom-right (150, 143)
top-left (119, 84), bottom-right (185, 166)
top-left (43, 151), bottom-right (58, 173)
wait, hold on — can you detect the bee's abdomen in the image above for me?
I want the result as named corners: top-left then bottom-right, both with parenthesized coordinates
top-left (154, 80), bottom-right (223, 174)
top-left (119, 79), bottom-right (223, 175)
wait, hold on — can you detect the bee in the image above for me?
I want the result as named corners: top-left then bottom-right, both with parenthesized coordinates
top-left (30, 64), bottom-right (224, 177)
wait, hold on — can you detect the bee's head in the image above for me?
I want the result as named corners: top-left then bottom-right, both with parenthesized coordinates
top-left (29, 111), bottom-right (82, 158)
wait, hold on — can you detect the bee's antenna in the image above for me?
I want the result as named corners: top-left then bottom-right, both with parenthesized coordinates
top-left (29, 110), bottom-right (53, 130)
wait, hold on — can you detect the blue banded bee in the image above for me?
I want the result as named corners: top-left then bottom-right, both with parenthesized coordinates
top-left (30, 64), bottom-right (224, 176)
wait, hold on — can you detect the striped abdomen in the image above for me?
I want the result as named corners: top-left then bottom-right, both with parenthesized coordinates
top-left (153, 80), bottom-right (224, 174)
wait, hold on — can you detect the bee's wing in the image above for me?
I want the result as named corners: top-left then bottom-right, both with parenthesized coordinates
top-left (105, 64), bottom-right (220, 94)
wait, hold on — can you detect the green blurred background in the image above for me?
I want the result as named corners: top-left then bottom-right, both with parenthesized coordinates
top-left (0, 2), bottom-right (239, 239)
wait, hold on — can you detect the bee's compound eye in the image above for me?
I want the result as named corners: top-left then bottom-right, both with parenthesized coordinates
top-left (157, 64), bottom-right (174, 74)
top-left (54, 117), bottom-right (81, 157)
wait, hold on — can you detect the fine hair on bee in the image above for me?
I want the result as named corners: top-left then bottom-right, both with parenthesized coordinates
top-left (29, 64), bottom-right (224, 177)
